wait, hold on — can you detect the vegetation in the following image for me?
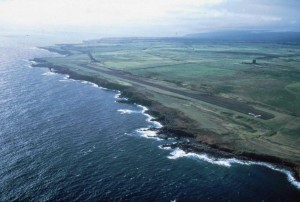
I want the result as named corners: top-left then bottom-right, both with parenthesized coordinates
top-left (36, 38), bottom-right (300, 169)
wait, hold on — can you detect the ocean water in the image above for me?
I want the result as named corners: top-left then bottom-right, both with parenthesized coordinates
top-left (0, 36), bottom-right (300, 201)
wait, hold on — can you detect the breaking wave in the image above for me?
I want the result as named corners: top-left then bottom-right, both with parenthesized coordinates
top-left (136, 128), bottom-right (162, 141)
top-left (114, 91), bottom-right (128, 101)
top-left (136, 105), bottom-right (163, 128)
top-left (42, 71), bottom-right (56, 76)
top-left (167, 148), bottom-right (300, 189)
top-left (117, 109), bottom-right (140, 114)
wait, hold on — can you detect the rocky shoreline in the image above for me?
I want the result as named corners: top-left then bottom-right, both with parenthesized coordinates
top-left (32, 58), bottom-right (300, 183)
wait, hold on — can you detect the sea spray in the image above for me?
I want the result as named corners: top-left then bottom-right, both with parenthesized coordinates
top-left (37, 65), bottom-right (300, 191)
top-left (42, 71), bottom-right (56, 76)
top-left (114, 88), bottom-right (300, 190)
top-left (117, 109), bottom-right (140, 114)
top-left (136, 105), bottom-right (163, 128)
top-left (167, 148), bottom-right (300, 189)
top-left (81, 80), bottom-right (100, 88)
top-left (136, 128), bottom-right (163, 141)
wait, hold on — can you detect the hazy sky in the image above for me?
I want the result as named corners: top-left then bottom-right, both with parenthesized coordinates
top-left (0, 0), bottom-right (299, 36)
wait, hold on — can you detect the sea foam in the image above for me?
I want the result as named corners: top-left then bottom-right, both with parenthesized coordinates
top-left (136, 105), bottom-right (163, 128)
top-left (23, 59), bottom-right (34, 68)
top-left (114, 91), bottom-right (128, 101)
top-left (120, 104), bottom-right (163, 140)
top-left (42, 71), bottom-right (56, 76)
top-left (81, 80), bottom-right (99, 88)
top-left (167, 148), bottom-right (300, 189)
top-left (59, 74), bottom-right (77, 82)
top-left (136, 128), bottom-right (162, 141)
top-left (114, 91), bottom-right (121, 99)
top-left (117, 109), bottom-right (139, 114)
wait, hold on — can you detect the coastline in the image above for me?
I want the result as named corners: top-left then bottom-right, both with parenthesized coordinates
top-left (31, 57), bottom-right (300, 188)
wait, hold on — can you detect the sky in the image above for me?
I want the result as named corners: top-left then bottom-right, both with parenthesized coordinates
top-left (0, 0), bottom-right (299, 37)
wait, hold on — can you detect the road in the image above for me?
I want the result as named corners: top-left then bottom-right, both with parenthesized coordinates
top-left (81, 62), bottom-right (274, 120)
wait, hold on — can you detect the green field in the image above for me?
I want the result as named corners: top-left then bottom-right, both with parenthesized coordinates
top-left (36, 38), bottom-right (300, 168)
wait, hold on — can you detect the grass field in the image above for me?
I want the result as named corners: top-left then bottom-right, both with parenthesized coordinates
top-left (37, 38), bottom-right (300, 166)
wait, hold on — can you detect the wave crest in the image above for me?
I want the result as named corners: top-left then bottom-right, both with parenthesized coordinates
top-left (167, 148), bottom-right (300, 189)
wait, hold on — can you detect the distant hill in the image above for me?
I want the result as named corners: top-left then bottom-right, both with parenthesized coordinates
top-left (185, 31), bottom-right (300, 42)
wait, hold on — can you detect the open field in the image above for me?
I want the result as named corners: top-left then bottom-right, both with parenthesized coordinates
top-left (35, 38), bottom-right (300, 175)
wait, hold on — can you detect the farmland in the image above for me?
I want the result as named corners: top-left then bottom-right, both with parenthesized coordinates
top-left (35, 37), bottom-right (300, 174)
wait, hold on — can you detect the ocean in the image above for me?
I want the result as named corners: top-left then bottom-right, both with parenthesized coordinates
top-left (0, 35), bottom-right (299, 201)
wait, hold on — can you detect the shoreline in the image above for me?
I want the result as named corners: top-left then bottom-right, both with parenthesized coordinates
top-left (31, 58), bottom-right (300, 189)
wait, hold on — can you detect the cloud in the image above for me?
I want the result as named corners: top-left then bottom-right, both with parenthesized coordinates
top-left (0, 0), bottom-right (298, 36)
top-left (0, 0), bottom-right (225, 26)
